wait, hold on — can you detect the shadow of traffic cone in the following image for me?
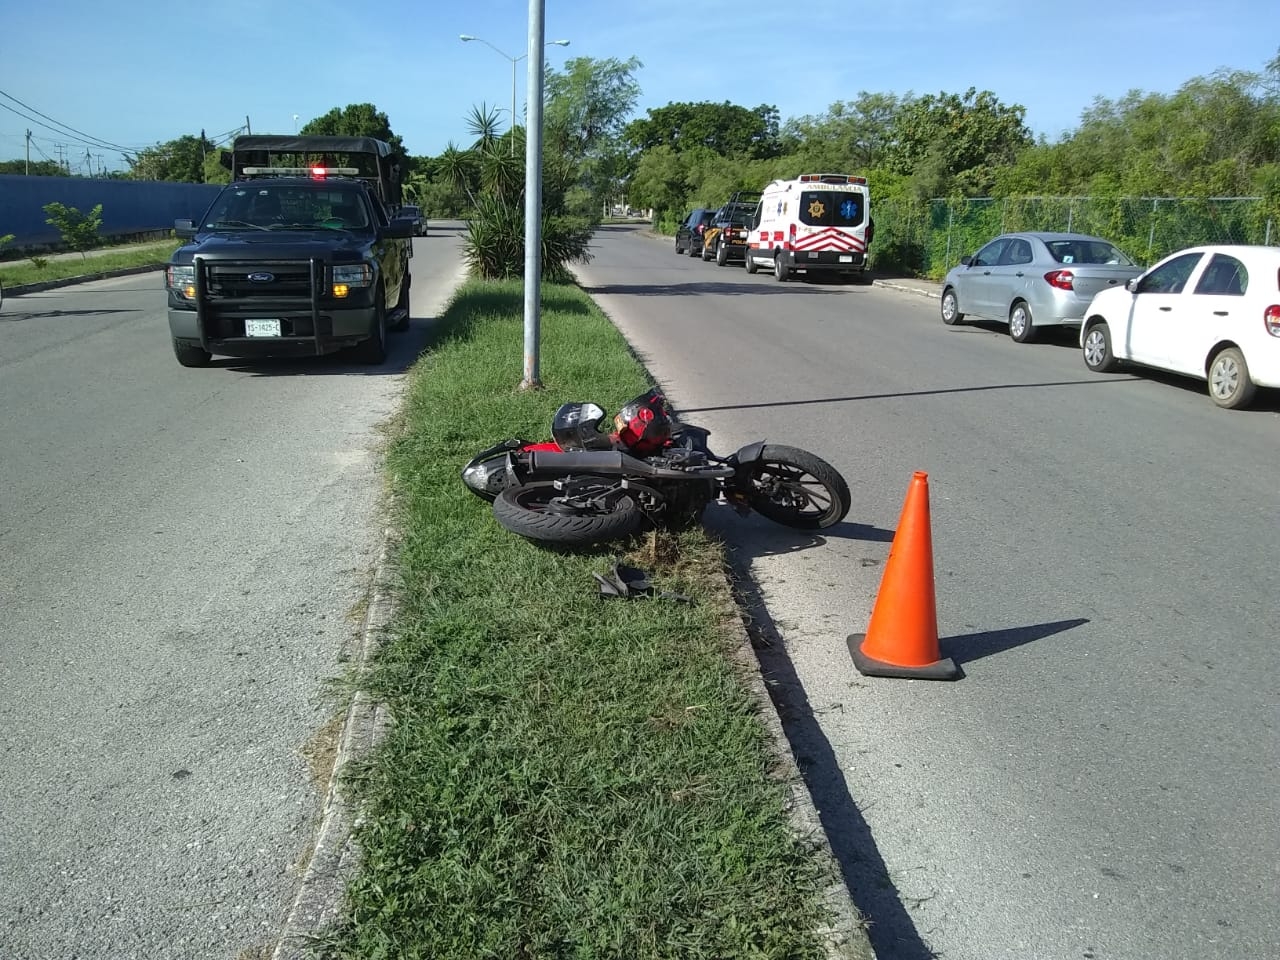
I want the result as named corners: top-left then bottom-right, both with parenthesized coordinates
top-left (847, 471), bottom-right (959, 680)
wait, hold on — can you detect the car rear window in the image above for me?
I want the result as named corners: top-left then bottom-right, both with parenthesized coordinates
top-left (798, 191), bottom-right (866, 228)
top-left (1045, 240), bottom-right (1135, 266)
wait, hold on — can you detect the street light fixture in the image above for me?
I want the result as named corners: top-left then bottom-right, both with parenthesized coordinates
top-left (459, 34), bottom-right (570, 155)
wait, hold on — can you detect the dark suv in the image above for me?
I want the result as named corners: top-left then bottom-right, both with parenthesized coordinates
top-left (701, 192), bottom-right (762, 265)
top-left (675, 208), bottom-right (717, 257)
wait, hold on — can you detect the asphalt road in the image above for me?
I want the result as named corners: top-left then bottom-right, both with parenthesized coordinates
top-left (0, 231), bottom-right (467, 959)
top-left (572, 226), bottom-right (1280, 960)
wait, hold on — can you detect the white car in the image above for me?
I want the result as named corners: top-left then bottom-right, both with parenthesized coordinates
top-left (1080, 245), bottom-right (1280, 409)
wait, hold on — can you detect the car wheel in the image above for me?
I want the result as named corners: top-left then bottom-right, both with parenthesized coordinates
top-left (172, 339), bottom-right (211, 368)
top-left (774, 253), bottom-right (790, 282)
top-left (1082, 321), bottom-right (1118, 373)
top-left (675, 236), bottom-right (684, 254)
top-left (716, 240), bottom-right (728, 266)
top-left (701, 240), bottom-right (712, 261)
top-left (940, 288), bottom-right (964, 325)
top-left (745, 251), bottom-right (759, 274)
top-left (1009, 300), bottom-right (1036, 342)
top-left (688, 240), bottom-right (700, 258)
top-left (1208, 346), bottom-right (1257, 409)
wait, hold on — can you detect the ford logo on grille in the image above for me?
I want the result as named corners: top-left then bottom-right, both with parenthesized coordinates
top-left (247, 272), bottom-right (275, 282)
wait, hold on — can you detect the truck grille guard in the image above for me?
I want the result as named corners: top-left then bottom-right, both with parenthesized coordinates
top-left (192, 256), bottom-right (326, 354)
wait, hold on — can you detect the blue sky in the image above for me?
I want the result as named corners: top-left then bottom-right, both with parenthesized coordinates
top-left (1, 0), bottom-right (1276, 174)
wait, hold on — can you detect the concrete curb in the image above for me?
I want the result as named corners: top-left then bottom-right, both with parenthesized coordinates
top-left (868, 277), bottom-right (941, 300)
top-left (270, 532), bottom-right (396, 960)
top-left (6, 263), bottom-right (165, 296)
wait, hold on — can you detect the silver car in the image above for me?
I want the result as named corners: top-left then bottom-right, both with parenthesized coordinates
top-left (940, 231), bottom-right (1142, 342)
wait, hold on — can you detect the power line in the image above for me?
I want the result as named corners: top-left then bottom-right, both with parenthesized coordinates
top-left (0, 88), bottom-right (135, 153)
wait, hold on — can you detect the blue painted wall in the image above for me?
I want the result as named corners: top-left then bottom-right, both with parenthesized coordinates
top-left (0, 175), bottom-right (224, 247)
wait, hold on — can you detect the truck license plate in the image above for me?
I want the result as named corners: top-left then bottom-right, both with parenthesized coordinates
top-left (839, 255), bottom-right (853, 263)
top-left (245, 319), bottom-right (281, 337)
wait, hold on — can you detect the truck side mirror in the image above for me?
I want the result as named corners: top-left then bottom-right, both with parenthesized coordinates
top-left (174, 219), bottom-right (196, 239)
top-left (218, 150), bottom-right (232, 171)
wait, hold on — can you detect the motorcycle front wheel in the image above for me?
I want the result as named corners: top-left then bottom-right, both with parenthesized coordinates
top-left (744, 445), bottom-right (851, 529)
top-left (492, 480), bottom-right (644, 547)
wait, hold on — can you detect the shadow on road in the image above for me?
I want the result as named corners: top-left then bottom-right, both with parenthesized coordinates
top-left (582, 280), bottom-right (845, 297)
top-left (940, 618), bottom-right (1090, 677)
top-left (675, 378), bottom-right (1138, 414)
top-left (216, 317), bottom-right (438, 377)
top-left (2, 307), bottom-right (142, 323)
top-left (723, 555), bottom-right (940, 960)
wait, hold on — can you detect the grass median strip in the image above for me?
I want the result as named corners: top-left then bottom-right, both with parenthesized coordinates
top-left (0, 239), bottom-right (178, 287)
top-left (321, 279), bottom-right (842, 958)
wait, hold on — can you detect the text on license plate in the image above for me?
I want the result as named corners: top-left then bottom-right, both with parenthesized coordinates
top-left (245, 319), bottom-right (281, 337)
top-left (839, 255), bottom-right (853, 263)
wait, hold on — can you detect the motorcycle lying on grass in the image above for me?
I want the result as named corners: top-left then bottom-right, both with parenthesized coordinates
top-left (462, 389), bottom-right (852, 548)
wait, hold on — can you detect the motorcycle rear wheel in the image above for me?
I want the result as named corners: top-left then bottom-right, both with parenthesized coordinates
top-left (492, 481), bottom-right (643, 546)
top-left (744, 445), bottom-right (851, 529)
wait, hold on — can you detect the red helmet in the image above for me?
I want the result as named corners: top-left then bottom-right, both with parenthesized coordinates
top-left (612, 389), bottom-right (673, 455)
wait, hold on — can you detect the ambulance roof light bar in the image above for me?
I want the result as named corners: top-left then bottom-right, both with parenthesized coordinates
top-left (798, 173), bottom-right (868, 185)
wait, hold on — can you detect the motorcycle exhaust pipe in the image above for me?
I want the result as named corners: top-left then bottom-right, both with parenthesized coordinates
top-left (525, 450), bottom-right (735, 480)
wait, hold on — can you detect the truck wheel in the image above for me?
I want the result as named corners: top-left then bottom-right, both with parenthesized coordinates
top-left (352, 290), bottom-right (387, 364)
top-left (172, 339), bottom-right (211, 368)
top-left (774, 254), bottom-right (790, 282)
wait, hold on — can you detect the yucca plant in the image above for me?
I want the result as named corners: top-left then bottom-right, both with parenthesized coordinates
top-left (463, 195), bottom-right (592, 283)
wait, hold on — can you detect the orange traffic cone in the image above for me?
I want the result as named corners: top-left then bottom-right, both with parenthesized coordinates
top-left (847, 471), bottom-right (959, 680)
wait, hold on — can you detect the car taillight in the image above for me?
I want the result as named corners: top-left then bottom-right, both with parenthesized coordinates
top-left (1265, 305), bottom-right (1280, 337)
top-left (1044, 269), bottom-right (1075, 290)
top-left (696, 224), bottom-right (705, 234)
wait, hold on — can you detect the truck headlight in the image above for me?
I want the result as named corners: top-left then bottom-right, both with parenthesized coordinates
top-left (332, 264), bottom-right (372, 298)
top-left (166, 265), bottom-right (195, 299)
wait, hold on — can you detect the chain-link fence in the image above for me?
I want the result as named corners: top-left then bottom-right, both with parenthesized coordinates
top-left (873, 196), bottom-right (1280, 279)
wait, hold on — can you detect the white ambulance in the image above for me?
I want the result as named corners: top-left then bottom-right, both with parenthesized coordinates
top-left (744, 173), bottom-right (873, 282)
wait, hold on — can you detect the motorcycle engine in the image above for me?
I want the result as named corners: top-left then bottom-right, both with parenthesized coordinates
top-left (645, 448), bottom-right (714, 529)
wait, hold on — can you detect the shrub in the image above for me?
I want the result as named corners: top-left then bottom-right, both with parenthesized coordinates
top-left (43, 202), bottom-right (103, 258)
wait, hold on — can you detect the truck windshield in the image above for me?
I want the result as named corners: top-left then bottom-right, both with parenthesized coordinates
top-left (798, 191), bottom-right (866, 228)
top-left (203, 183), bottom-right (372, 232)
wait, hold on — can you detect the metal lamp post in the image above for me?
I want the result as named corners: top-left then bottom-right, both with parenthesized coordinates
top-left (459, 34), bottom-right (569, 156)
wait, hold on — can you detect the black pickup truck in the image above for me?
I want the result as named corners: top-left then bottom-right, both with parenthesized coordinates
top-left (165, 136), bottom-right (414, 367)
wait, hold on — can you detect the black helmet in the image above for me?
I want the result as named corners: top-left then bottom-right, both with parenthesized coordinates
top-left (612, 389), bottom-right (673, 455)
top-left (551, 402), bottom-right (612, 450)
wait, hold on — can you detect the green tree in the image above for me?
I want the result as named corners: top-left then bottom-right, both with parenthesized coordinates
top-left (43, 202), bottom-right (103, 258)
top-left (544, 56), bottom-right (643, 217)
top-left (886, 88), bottom-right (1032, 196)
top-left (301, 103), bottom-right (406, 165)
top-left (126, 134), bottom-right (214, 183)
top-left (624, 101), bottom-right (781, 159)
top-left (780, 92), bottom-right (902, 171)
top-left (0, 159), bottom-right (66, 176)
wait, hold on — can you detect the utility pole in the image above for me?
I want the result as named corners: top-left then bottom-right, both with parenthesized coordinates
top-left (25, 129), bottom-right (31, 175)
top-left (521, 0), bottom-right (546, 389)
top-left (245, 115), bottom-right (252, 135)
top-left (200, 128), bottom-right (207, 181)
top-left (84, 148), bottom-right (93, 177)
